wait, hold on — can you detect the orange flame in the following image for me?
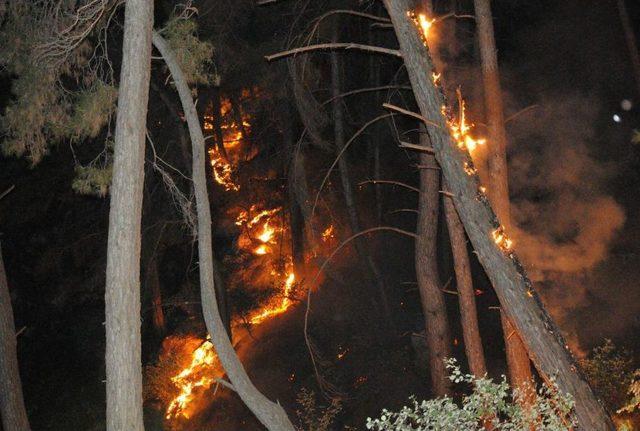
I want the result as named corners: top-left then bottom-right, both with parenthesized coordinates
top-left (492, 226), bottom-right (513, 252)
top-left (165, 340), bottom-right (219, 419)
top-left (249, 271), bottom-right (295, 324)
top-left (321, 225), bottom-right (335, 242)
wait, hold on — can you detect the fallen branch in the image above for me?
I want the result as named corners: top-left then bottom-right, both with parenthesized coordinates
top-left (266, 43), bottom-right (401, 61)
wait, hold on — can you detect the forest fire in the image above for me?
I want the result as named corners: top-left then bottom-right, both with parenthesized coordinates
top-left (158, 91), bottom-right (302, 421)
top-left (165, 340), bottom-right (218, 419)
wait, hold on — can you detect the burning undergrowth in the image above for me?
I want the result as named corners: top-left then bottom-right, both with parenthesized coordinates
top-left (143, 87), bottom-right (341, 427)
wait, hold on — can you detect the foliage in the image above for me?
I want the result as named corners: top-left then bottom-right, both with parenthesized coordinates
top-left (66, 81), bottom-right (118, 141)
top-left (162, 17), bottom-right (215, 85)
top-left (72, 163), bottom-right (113, 197)
top-left (0, 2), bottom-right (115, 164)
top-left (366, 359), bottom-right (575, 431)
top-left (295, 388), bottom-right (343, 431)
top-left (618, 370), bottom-right (640, 415)
top-left (580, 339), bottom-right (635, 411)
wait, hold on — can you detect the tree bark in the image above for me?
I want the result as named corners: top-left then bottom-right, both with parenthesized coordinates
top-left (0, 244), bottom-right (30, 431)
top-left (104, 1), bottom-right (152, 430)
top-left (152, 31), bottom-right (296, 431)
top-left (442, 193), bottom-right (487, 377)
top-left (382, 1), bottom-right (614, 428)
top-left (415, 128), bottom-right (452, 396)
top-left (283, 104), bottom-right (306, 276)
top-left (617, 0), bottom-right (640, 98)
top-left (330, 48), bottom-right (392, 324)
top-left (147, 252), bottom-right (166, 337)
top-left (473, 0), bottom-right (533, 393)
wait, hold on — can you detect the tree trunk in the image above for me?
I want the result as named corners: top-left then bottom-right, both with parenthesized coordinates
top-left (0, 245), bottom-right (30, 431)
top-left (442, 193), bottom-right (487, 377)
top-left (415, 128), bottom-right (452, 396)
top-left (283, 105), bottom-right (306, 276)
top-left (147, 253), bottom-right (166, 337)
top-left (152, 31), bottom-right (296, 431)
top-left (104, 1), bottom-right (152, 430)
top-left (210, 86), bottom-right (229, 161)
top-left (382, 2), bottom-right (614, 428)
top-left (330, 48), bottom-right (392, 324)
top-left (616, 0), bottom-right (640, 97)
top-left (472, 0), bottom-right (533, 393)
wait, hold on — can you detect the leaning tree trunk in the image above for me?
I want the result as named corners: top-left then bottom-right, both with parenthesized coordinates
top-left (0, 245), bottom-right (30, 431)
top-left (104, 1), bottom-right (153, 430)
top-left (382, 1), bottom-right (614, 429)
top-left (330, 48), bottom-right (392, 323)
top-left (442, 194), bottom-right (487, 377)
top-left (472, 0), bottom-right (533, 394)
top-left (415, 127), bottom-right (452, 396)
top-left (152, 31), bottom-right (296, 431)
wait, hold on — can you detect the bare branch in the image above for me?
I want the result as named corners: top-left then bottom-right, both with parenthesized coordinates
top-left (311, 113), bottom-right (396, 220)
top-left (266, 43), bottom-right (402, 62)
top-left (320, 85), bottom-right (412, 107)
top-left (358, 179), bottom-right (419, 193)
top-left (399, 141), bottom-right (435, 154)
top-left (383, 102), bottom-right (442, 128)
top-left (0, 185), bottom-right (15, 201)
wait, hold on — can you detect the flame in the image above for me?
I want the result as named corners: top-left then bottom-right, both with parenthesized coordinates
top-left (257, 221), bottom-right (276, 243)
top-left (321, 225), bottom-right (335, 242)
top-left (492, 226), bottom-right (513, 252)
top-left (204, 95), bottom-right (253, 191)
top-left (249, 271), bottom-right (296, 324)
top-left (165, 339), bottom-right (219, 419)
top-left (417, 13), bottom-right (435, 40)
top-left (254, 244), bottom-right (269, 255)
top-left (444, 89), bottom-right (486, 155)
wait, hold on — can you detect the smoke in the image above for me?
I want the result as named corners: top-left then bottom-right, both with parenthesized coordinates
top-left (509, 95), bottom-right (625, 279)
top-left (506, 95), bottom-right (626, 351)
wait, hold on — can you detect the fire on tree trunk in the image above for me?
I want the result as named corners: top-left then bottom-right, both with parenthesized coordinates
top-left (382, 1), bottom-right (615, 428)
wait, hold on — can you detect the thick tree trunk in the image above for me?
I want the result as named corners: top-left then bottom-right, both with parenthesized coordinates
top-left (473, 0), bottom-right (533, 393)
top-left (617, 0), bottom-right (640, 97)
top-left (442, 195), bottom-right (487, 377)
top-left (0, 245), bottom-right (30, 431)
top-left (104, 1), bottom-right (152, 430)
top-left (152, 32), bottom-right (295, 431)
top-left (330, 48), bottom-right (392, 324)
top-left (415, 129), bottom-right (452, 396)
top-left (382, 2), bottom-right (614, 429)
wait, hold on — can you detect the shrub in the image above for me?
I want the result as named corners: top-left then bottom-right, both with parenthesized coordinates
top-left (366, 359), bottom-right (575, 431)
